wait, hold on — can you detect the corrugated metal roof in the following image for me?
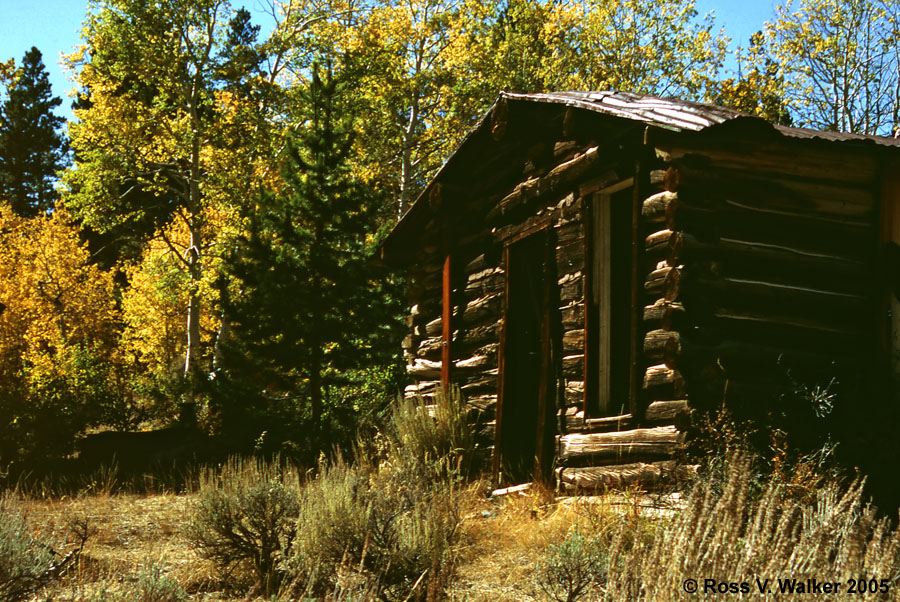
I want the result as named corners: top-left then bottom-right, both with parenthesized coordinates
top-left (379, 90), bottom-right (900, 262)
top-left (502, 90), bottom-right (900, 147)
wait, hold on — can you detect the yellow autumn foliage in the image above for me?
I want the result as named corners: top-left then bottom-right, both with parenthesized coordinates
top-left (0, 204), bottom-right (117, 380)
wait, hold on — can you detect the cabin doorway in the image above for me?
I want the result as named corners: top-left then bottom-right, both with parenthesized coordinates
top-left (496, 228), bottom-right (559, 486)
top-left (585, 186), bottom-right (635, 417)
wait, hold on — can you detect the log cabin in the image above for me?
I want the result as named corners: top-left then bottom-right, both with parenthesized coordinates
top-left (377, 90), bottom-right (900, 494)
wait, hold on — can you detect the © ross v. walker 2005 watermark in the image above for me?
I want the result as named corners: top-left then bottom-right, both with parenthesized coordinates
top-left (682, 577), bottom-right (892, 595)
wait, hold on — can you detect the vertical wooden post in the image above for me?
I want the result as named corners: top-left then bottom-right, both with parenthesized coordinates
top-left (494, 245), bottom-right (511, 485)
top-left (584, 192), bottom-right (612, 417)
top-left (441, 252), bottom-right (452, 391)
top-left (880, 167), bottom-right (900, 394)
top-left (534, 233), bottom-right (557, 484)
top-left (629, 129), bottom-right (650, 419)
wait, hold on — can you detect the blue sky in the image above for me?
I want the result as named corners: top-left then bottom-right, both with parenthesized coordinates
top-left (0, 0), bottom-right (777, 123)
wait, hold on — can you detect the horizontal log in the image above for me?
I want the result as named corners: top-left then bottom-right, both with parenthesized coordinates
top-left (466, 395), bottom-right (497, 415)
top-left (427, 294), bottom-right (502, 335)
top-left (465, 270), bottom-right (504, 300)
top-left (460, 322), bottom-right (500, 348)
top-left (656, 142), bottom-right (877, 186)
top-left (663, 164), bottom-right (875, 220)
top-left (556, 239), bottom-right (586, 276)
top-left (565, 380), bottom-right (585, 406)
top-left (644, 329), bottom-right (681, 366)
top-left (415, 335), bottom-right (443, 359)
top-left (578, 170), bottom-right (623, 196)
top-left (408, 358), bottom-right (441, 379)
top-left (563, 354), bottom-right (585, 379)
top-left (558, 426), bottom-right (683, 466)
top-left (644, 400), bottom-right (692, 428)
top-left (488, 146), bottom-right (602, 221)
top-left (561, 302), bottom-right (585, 330)
top-left (645, 229), bottom-right (679, 263)
top-left (463, 293), bottom-right (503, 326)
top-left (560, 272), bottom-right (584, 301)
top-left (557, 221), bottom-right (586, 246)
top-left (578, 413), bottom-right (634, 433)
top-left (553, 139), bottom-right (579, 158)
top-left (678, 339), bottom-right (858, 383)
top-left (404, 380), bottom-right (441, 397)
top-left (705, 309), bottom-right (867, 354)
top-left (557, 461), bottom-right (697, 493)
top-left (668, 202), bottom-right (874, 259)
top-left (644, 265), bottom-right (681, 301)
top-left (687, 276), bottom-right (870, 321)
top-left (643, 299), bottom-right (686, 330)
top-left (643, 364), bottom-right (685, 399)
top-left (563, 328), bottom-right (585, 355)
top-left (467, 266), bottom-right (503, 284)
top-left (642, 191), bottom-right (678, 225)
top-left (460, 376), bottom-right (498, 395)
top-left (672, 233), bottom-right (870, 290)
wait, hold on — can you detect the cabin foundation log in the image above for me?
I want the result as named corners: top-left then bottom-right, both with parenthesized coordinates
top-left (557, 461), bottom-right (697, 493)
top-left (558, 426), bottom-right (684, 466)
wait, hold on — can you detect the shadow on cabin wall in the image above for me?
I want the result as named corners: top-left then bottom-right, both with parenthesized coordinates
top-left (688, 358), bottom-right (900, 512)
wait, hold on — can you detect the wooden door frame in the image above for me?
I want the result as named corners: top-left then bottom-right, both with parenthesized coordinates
top-left (493, 224), bottom-right (559, 486)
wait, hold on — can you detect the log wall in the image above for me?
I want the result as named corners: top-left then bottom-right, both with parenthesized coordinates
top-left (645, 141), bottom-right (878, 421)
top-left (399, 118), bottom-right (880, 493)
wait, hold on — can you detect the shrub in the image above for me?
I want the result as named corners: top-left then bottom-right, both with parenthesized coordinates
top-left (389, 386), bottom-right (473, 478)
top-left (603, 452), bottom-right (900, 601)
top-left (0, 493), bottom-right (60, 602)
top-left (79, 563), bottom-right (186, 602)
top-left (289, 456), bottom-right (461, 602)
top-left (185, 457), bottom-right (301, 595)
top-left (534, 529), bottom-right (608, 602)
top-left (287, 389), bottom-right (471, 601)
top-left (131, 562), bottom-right (187, 602)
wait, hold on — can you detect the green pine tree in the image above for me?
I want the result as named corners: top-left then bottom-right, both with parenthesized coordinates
top-left (217, 63), bottom-right (404, 456)
top-left (0, 47), bottom-right (67, 217)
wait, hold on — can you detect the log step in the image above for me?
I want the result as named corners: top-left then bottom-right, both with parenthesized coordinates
top-left (558, 426), bottom-right (684, 466)
top-left (557, 461), bottom-right (698, 493)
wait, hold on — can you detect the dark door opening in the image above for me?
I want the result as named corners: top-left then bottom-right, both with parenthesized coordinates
top-left (497, 229), bottom-right (559, 485)
top-left (585, 187), bottom-right (635, 417)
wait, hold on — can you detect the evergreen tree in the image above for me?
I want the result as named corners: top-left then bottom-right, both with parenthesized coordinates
top-left (218, 64), bottom-right (403, 455)
top-left (0, 47), bottom-right (67, 217)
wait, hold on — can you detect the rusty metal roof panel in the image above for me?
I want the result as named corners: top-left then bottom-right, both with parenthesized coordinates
top-left (501, 90), bottom-right (900, 148)
top-left (502, 90), bottom-right (743, 131)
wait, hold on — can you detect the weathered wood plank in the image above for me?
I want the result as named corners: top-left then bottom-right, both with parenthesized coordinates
top-left (643, 299), bottom-right (686, 331)
top-left (656, 142), bottom-right (878, 186)
top-left (558, 461), bottom-right (697, 492)
top-left (642, 191), bottom-right (678, 225)
top-left (558, 426), bottom-right (683, 465)
top-left (644, 265), bottom-right (681, 301)
top-left (644, 329), bottom-right (681, 366)
top-left (644, 400), bottom-right (692, 427)
top-left (488, 146), bottom-right (603, 221)
top-left (663, 164), bottom-right (876, 219)
top-left (643, 364), bottom-right (685, 400)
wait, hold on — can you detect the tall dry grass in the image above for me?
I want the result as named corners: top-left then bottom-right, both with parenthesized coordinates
top-left (595, 453), bottom-right (900, 601)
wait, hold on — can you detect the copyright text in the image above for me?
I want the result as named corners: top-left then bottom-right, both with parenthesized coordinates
top-left (681, 577), bottom-right (891, 595)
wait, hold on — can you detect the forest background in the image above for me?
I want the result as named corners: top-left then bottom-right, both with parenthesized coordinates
top-left (0, 0), bottom-right (899, 472)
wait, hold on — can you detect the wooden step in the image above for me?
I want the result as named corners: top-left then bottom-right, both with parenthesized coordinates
top-left (558, 426), bottom-right (684, 466)
top-left (557, 461), bottom-right (698, 493)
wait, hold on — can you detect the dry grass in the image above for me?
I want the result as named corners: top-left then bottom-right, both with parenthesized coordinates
top-left (14, 492), bottom-right (229, 601)
top-left (7, 454), bottom-right (900, 602)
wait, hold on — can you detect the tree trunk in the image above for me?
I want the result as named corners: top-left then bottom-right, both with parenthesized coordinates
top-left (182, 109), bottom-right (203, 424)
top-left (398, 91), bottom-right (420, 219)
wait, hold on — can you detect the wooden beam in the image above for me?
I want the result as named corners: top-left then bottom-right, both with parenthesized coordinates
top-left (493, 245), bottom-right (511, 485)
top-left (630, 134), bottom-right (649, 418)
top-left (441, 252), bottom-right (452, 390)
